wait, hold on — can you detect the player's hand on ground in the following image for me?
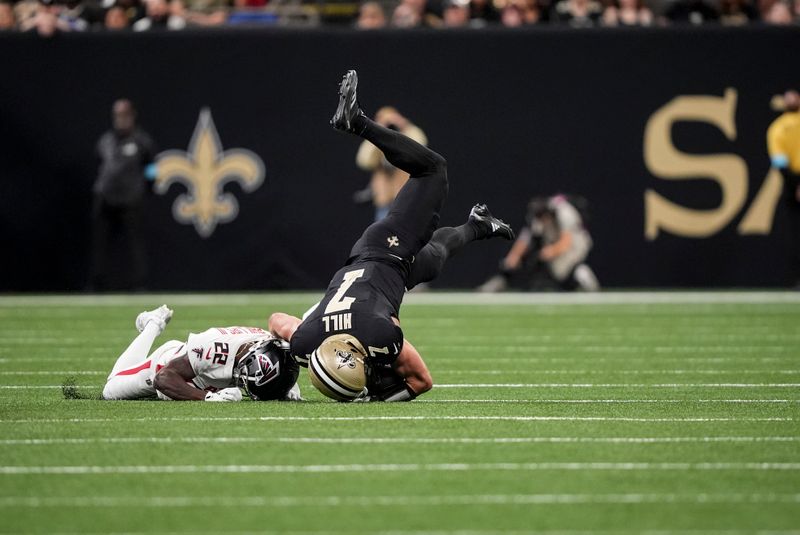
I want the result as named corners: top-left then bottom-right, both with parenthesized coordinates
top-left (204, 388), bottom-right (242, 402)
top-left (283, 383), bottom-right (303, 401)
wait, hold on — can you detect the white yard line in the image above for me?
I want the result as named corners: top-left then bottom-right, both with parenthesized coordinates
top-left (0, 386), bottom-right (68, 389)
top-left (429, 336), bottom-right (800, 342)
top-left (434, 371), bottom-right (800, 375)
top-left (2, 463), bottom-right (800, 475)
top-left (21, 397), bottom-right (794, 404)
top-left (37, 528), bottom-right (800, 535)
top-left (0, 293), bottom-right (321, 307)
top-left (8, 338), bottom-right (800, 346)
top-left (38, 530), bottom-right (800, 535)
top-left (434, 384), bottom-right (800, 388)
top-left (432, 347), bottom-right (798, 353)
top-left (2, 291), bottom-right (800, 308)
top-left (402, 292), bottom-right (800, 305)
top-left (0, 416), bottom-right (794, 424)
top-left (0, 371), bottom-right (106, 376)
top-left (417, 399), bottom-right (800, 404)
top-left (1, 436), bottom-right (798, 446)
top-left (4, 383), bottom-right (800, 389)
top-left (5, 370), bottom-right (800, 376)
top-left (3, 356), bottom-right (798, 364)
top-left (1, 493), bottom-right (800, 508)
top-left (40, 530), bottom-right (800, 535)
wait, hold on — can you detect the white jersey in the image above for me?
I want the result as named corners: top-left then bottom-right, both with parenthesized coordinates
top-left (105, 325), bottom-right (278, 401)
top-left (528, 195), bottom-right (593, 281)
top-left (185, 326), bottom-right (273, 391)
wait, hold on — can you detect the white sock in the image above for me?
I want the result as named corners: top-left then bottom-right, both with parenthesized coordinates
top-left (108, 321), bottom-right (162, 378)
top-left (383, 384), bottom-right (417, 402)
top-left (574, 264), bottom-right (600, 292)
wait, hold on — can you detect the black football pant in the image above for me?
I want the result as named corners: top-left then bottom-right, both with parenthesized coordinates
top-left (89, 198), bottom-right (147, 291)
top-left (349, 116), bottom-right (480, 290)
top-left (349, 117), bottom-right (448, 260)
top-left (781, 169), bottom-right (800, 285)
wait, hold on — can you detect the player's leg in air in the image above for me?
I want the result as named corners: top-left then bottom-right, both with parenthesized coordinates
top-left (272, 70), bottom-right (514, 402)
top-left (335, 71), bottom-right (513, 283)
top-left (102, 305), bottom-right (178, 400)
top-left (406, 204), bottom-right (515, 290)
top-left (335, 73), bottom-right (514, 400)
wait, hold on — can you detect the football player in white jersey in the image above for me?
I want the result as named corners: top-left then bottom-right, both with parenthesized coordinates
top-left (102, 305), bottom-right (301, 402)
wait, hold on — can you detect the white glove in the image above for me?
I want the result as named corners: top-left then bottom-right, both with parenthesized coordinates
top-left (283, 382), bottom-right (303, 401)
top-left (351, 387), bottom-right (373, 402)
top-left (204, 387), bottom-right (242, 402)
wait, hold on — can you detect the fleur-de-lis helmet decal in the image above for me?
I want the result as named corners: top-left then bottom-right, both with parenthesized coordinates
top-left (155, 108), bottom-right (265, 238)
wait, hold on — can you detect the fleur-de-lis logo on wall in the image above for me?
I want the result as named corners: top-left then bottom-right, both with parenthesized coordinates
top-left (155, 108), bottom-right (265, 238)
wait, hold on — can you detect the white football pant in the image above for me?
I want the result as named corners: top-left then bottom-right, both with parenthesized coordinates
top-left (103, 321), bottom-right (184, 400)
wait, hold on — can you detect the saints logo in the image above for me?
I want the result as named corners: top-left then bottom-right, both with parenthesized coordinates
top-left (155, 108), bottom-right (265, 238)
top-left (335, 349), bottom-right (357, 369)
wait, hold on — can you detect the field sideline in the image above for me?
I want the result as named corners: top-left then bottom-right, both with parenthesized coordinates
top-left (0, 292), bottom-right (798, 534)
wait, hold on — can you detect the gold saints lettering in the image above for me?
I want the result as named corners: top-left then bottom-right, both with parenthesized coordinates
top-left (643, 88), bottom-right (781, 240)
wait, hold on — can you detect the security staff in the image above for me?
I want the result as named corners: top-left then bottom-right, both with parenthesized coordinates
top-left (89, 99), bottom-right (156, 291)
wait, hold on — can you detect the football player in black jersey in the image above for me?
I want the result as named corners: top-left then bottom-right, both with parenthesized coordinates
top-left (269, 70), bottom-right (514, 402)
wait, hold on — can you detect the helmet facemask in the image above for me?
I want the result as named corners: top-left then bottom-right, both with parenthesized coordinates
top-left (234, 340), bottom-right (282, 399)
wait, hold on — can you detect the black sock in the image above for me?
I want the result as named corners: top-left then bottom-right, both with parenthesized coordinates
top-left (433, 223), bottom-right (480, 257)
top-left (406, 224), bottom-right (479, 290)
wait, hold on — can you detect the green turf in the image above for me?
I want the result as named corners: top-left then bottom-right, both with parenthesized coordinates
top-left (0, 294), bottom-right (798, 535)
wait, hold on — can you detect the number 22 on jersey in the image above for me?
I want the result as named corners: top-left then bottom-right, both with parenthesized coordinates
top-left (322, 269), bottom-right (364, 332)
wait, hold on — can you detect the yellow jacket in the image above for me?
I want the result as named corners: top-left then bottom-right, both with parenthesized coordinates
top-left (767, 111), bottom-right (800, 173)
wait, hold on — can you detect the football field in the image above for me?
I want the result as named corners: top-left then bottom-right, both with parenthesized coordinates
top-left (1, 292), bottom-right (799, 535)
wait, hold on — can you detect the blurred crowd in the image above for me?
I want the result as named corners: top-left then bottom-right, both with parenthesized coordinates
top-left (0, 0), bottom-right (798, 33)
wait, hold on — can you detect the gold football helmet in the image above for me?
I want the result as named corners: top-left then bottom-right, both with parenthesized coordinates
top-left (308, 334), bottom-right (367, 401)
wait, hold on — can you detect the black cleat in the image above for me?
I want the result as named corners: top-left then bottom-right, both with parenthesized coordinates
top-left (330, 70), bottom-right (365, 133)
top-left (469, 203), bottom-right (516, 241)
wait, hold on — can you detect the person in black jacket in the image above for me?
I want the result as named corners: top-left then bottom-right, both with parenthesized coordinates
top-left (89, 98), bottom-right (156, 291)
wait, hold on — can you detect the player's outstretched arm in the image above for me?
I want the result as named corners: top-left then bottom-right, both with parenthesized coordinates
top-left (153, 355), bottom-right (205, 401)
top-left (268, 312), bottom-right (302, 341)
top-left (503, 230), bottom-right (532, 271)
top-left (393, 338), bottom-right (433, 397)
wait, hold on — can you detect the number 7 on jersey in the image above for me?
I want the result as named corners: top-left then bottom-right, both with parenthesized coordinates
top-left (324, 269), bottom-right (365, 314)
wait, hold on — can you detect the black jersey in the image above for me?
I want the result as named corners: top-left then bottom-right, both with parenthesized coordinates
top-left (289, 130), bottom-right (448, 368)
top-left (290, 258), bottom-right (406, 366)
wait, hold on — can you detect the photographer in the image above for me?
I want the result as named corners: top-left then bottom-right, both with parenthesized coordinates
top-left (479, 194), bottom-right (600, 292)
